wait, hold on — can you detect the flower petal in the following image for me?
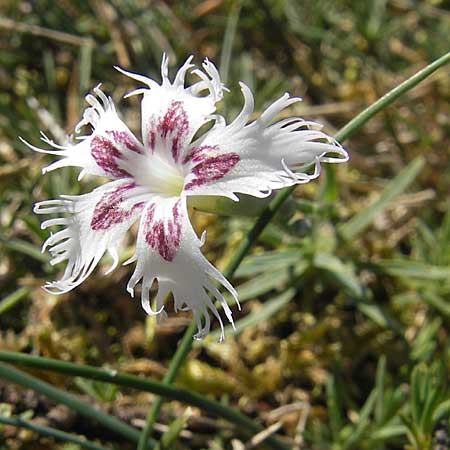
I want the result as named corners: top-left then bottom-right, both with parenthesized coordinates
top-left (35, 179), bottom-right (145, 293)
top-left (21, 86), bottom-right (144, 180)
top-left (117, 56), bottom-right (225, 164)
top-left (183, 83), bottom-right (349, 200)
top-left (127, 196), bottom-right (238, 341)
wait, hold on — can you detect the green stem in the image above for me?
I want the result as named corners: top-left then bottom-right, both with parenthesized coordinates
top-left (0, 363), bottom-right (154, 447)
top-left (0, 415), bottom-right (111, 450)
top-left (137, 49), bottom-right (450, 448)
top-left (335, 50), bottom-right (450, 143)
top-left (136, 321), bottom-right (196, 449)
top-left (0, 287), bottom-right (30, 315)
top-left (0, 351), bottom-right (290, 450)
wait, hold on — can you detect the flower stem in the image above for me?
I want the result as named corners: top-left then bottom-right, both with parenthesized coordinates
top-left (136, 321), bottom-right (196, 450)
top-left (0, 415), bottom-right (111, 450)
top-left (0, 362), bottom-right (152, 447)
top-left (335, 50), bottom-right (450, 143)
top-left (137, 49), bottom-right (450, 448)
top-left (0, 351), bottom-right (290, 450)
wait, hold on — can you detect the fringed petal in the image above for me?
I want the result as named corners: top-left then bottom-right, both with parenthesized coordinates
top-left (117, 55), bottom-right (225, 165)
top-left (35, 179), bottom-right (144, 293)
top-left (22, 85), bottom-right (144, 180)
top-left (182, 83), bottom-right (348, 200)
top-left (127, 196), bottom-right (239, 341)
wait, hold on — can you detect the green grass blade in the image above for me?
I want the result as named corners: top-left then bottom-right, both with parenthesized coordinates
top-left (374, 260), bottom-right (450, 281)
top-left (341, 389), bottom-right (377, 450)
top-left (326, 375), bottom-right (343, 441)
top-left (0, 363), bottom-right (148, 447)
top-left (233, 268), bottom-right (292, 302)
top-left (339, 156), bottom-right (424, 241)
top-left (0, 236), bottom-right (48, 263)
top-left (375, 355), bottom-right (386, 423)
top-left (235, 250), bottom-right (301, 277)
top-left (319, 165), bottom-right (338, 203)
top-left (0, 287), bottom-right (30, 316)
top-left (370, 424), bottom-right (407, 440)
top-left (0, 415), bottom-right (111, 450)
top-left (433, 399), bottom-right (450, 424)
top-left (356, 300), bottom-right (403, 333)
top-left (0, 351), bottom-right (289, 450)
top-left (79, 41), bottom-right (94, 95)
top-left (204, 288), bottom-right (296, 343)
top-left (158, 408), bottom-right (191, 450)
top-left (421, 291), bottom-right (450, 319)
top-left (219, 4), bottom-right (241, 85)
top-left (335, 51), bottom-right (450, 142)
top-left (136, 322), bottom-right (196, 450)
top-left (410, 366), bottom-right (422, 425)
top-left (313, 252), bottom-right (364, 298)
top-left (420, 385), bottom-right (442, 434)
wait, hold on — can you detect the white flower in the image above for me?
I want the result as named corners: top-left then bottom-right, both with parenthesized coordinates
top-left (23, 55), bottom-right (348, 340)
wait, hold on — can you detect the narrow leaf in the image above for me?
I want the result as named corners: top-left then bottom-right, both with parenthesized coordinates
top-left (0, 415), bottom-right (110, 450)
top-left (0, 287), bottom-right (30, 316)
top-left (339, 156), bottom-right (424, 240)
top-left (205, 289), bottom-right (296, 343)
top-left (374, 259), bottom-right (450, 281)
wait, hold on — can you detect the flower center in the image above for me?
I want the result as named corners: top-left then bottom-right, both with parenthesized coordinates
top-left (133, 153), bottom-right (184, 197)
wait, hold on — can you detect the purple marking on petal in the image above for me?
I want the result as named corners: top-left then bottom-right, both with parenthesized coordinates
top-left (106, 130), bottom-right (142, 154)
top-left (144, 200), bottom-right (182, 262)
top-left (148, 129), bottom-right (156, 152)
top-left (182, 145), bottom-right (218, 165)
top-left (147, 101), bottom-right (189, 162)
top-left (91, 136), bottom-right (131, 178)
top-left (91, 182), bottom-right (140, 231)
top-left (185, 153), bottom-right (240, 190)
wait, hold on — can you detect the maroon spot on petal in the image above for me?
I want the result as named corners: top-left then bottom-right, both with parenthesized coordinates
top-left (149, 129), bottom-right (156, 152)
top-left (144, 200), bottom-right (182, 262)
top-left (91, 182), bottom-right (140, 231)
top-left (185, 153), bottom-right (240, 190)
top-left (147, 101), bottom-right (189, 162)
top-left (182, 145), bottom-right (218, 165)
top-left (91, 136), bottom-right (131, 178)
top-left (106, 130), bottom-right (142, 154)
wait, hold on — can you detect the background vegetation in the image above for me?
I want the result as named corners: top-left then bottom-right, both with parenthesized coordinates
top-left (0, 0), bottom-right (450, 449)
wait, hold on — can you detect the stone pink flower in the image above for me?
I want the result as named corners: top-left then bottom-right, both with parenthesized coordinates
top-left (24, 56), bottom-right (348, 340)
